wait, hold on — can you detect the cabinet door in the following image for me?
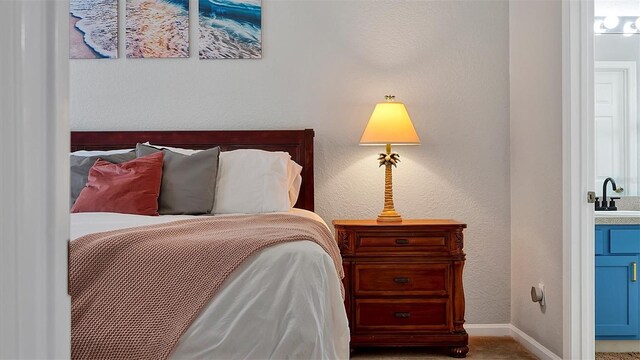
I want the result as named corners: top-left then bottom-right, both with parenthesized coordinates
top-left (595, 255), bottom-right (639, 337)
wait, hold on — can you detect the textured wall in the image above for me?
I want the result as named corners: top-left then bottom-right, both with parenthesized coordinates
top-left (509, 0), bottom-right (563, 356)
top-left (71, 0), bottom-right (511, 324)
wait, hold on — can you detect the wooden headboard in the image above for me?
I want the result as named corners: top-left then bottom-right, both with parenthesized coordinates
top-left (71, 129), bottom-right (315, 211)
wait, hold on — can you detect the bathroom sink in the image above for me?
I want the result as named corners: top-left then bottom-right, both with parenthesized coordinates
top-left (595, 210), bottom-right (640, 218)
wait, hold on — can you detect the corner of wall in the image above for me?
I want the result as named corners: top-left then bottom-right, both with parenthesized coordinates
top-left (508, 0), bottom-right (564, 357)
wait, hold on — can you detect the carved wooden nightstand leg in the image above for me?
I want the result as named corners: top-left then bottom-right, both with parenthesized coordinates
top-left (449, 345), bottom-right (469, 358)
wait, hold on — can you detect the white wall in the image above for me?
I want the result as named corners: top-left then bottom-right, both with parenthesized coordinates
top-left (509, 0), bottom-right (563, 356)
top-left (71, 0), bottom-right (511, 324)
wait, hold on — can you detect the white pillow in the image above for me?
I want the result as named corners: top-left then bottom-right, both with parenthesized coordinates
top-left (287, 161), bottom-right (303, 206)
top-left (213, 149), bottom-right (291, 214)
top-left (71, 149), bottom-right (134, 156)
top-left (144, 142), bottom-right (202, 156)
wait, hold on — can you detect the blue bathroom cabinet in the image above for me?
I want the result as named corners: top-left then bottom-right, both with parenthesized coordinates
top-left (595, 224), bottom-right (640, 339)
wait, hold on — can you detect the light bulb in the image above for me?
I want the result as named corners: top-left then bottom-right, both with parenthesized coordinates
top-left (623, 21), bottom-right (635, 36)
top-left (604, 15), bottom-right (620, 29)
top-left (594, 20), bottom-right (606, 34)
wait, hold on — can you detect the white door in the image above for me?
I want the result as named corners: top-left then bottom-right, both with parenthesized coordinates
top-left (594, 70), bottom-right (626, 195)
top-left (594, 62), bottom-right (637, 196)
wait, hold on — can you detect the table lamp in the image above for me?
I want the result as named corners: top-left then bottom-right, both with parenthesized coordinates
top-left (360, 95), bottom-right (420, 222)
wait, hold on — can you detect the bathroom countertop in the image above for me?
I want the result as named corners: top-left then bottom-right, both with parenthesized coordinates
top-left (595, 197), bottom-right (640, 224)
top-left (595, 216), bottom-right (640, 225)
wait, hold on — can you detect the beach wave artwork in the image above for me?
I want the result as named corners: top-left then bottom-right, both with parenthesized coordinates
top-left (199, 0), bottom-right (262, 59)
top-left (70, 0), bottom-right (118, 59)
top-left (126, 0), bottom-right (190, 58)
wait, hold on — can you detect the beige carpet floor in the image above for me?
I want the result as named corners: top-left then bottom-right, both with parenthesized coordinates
top-left (350, 336), bottom-right (538, 359)
top-left (595, 353), bottom-right (640, 360)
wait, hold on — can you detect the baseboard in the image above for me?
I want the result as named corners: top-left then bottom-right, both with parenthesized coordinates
top-left (465, 324), bottom-right (561, 360)
top-left (508, 325), bottom-right (562, 360)
top-left (596, 340), bottom-right (640, 353)
top-left (465, 323), bottom-right (512, 337)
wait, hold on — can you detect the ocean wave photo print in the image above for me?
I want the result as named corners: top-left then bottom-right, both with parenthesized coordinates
top-left (126, 0), bottom-right (189, 58)
top-left (199, 0), bottom-right (262, 59)
top-left (70, 0), bottom-right (118, 59)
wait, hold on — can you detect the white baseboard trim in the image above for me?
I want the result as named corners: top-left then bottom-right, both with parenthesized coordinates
top-left (465, 324), bottom-right (562, 360)
top-left (509, 325), bottom-right (562, 360)
top-left (465, 323), bottom-right (512, 336)
top-left (596, 340), bottom-right (640, 353)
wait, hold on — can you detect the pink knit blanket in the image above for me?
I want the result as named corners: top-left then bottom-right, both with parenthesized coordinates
top-left (70, 214), bottom-right (343, 360)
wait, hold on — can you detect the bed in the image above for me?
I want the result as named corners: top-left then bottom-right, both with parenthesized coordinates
top-left (69, 130), bottom-right (349, 359)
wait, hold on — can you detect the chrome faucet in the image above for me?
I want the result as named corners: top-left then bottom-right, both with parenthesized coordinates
top-left (595, 177), bottom-right (624, 211)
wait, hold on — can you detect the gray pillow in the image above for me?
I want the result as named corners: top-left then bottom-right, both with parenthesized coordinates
top-left (70, 151), bottom-right (137, 208)
top-left (136, 144), bottom-right (220, 215)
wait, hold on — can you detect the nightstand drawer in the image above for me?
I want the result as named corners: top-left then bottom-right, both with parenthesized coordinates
top-left (355, 232), bottom-right (450, 254)
top-left (355, 298), bottom-right (450, 331)
top-left (354, 263), bottom-right (450, 296)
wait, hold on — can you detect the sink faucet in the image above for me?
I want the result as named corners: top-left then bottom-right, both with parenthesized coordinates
top-left (596, 177), bottom-right (624, 211)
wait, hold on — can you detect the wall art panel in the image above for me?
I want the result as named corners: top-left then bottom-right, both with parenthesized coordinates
top-left (199, 0), bottom-right (262, 59)
top-left (70, 0), bottom-right (118, 59)
top-left (126, 0), bottom-right (189, 58)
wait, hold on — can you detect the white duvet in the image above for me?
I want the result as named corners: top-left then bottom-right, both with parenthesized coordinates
top-left (70, 209), bottom-right (350, 360)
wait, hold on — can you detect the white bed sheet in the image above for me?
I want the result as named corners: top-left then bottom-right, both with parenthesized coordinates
top-left (70, 209), bottom-right (349, 360)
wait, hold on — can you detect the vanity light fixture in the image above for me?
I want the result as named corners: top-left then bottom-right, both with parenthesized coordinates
top-left (360, 95), bottom-right (420, 222)
top-left (623, 21), bottom-right (636, 36)
top-left (594, 15), bottom-right (640, 34)
top-left (604, 15), bottom-right (620, 29)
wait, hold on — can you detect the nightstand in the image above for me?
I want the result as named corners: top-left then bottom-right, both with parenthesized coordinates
top-left (333, 219), bottom-right (468, 358)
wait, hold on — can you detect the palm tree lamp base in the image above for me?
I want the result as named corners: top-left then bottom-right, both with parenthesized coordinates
top-left (377, 212), bottom-right (402, 223)
top-left (376, 144), bottom-right (403, 223)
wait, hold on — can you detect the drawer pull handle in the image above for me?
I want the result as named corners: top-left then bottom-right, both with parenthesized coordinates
top-left (394, 312), bottom-right (411, 318)
top-left (395, 239), bottom-right (410, 245)
top-left (633, 262), bottom-right (637, 282)
top-left (394, 277), bottom-right (410, 284)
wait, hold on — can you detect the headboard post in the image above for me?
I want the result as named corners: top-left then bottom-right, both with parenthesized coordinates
top-left (302, 129), bottom-right (314, 211)
top-left (71, 129), bottom-right (315, 212)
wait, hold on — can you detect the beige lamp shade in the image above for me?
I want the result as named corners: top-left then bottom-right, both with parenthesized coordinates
top-left (360, 101), bottom-right (420, 145)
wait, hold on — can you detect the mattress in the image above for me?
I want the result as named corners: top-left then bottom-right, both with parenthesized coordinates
top-left (70, 209), bottom-right (349, 359)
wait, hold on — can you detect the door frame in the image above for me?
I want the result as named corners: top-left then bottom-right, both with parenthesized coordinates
top-left (562, 0), bottom-right (595, 359)
top-left (0, 0), bottom-right (71, 358)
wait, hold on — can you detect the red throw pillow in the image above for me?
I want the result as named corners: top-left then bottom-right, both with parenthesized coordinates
top-left (71, 152), bottom-right (164, 216)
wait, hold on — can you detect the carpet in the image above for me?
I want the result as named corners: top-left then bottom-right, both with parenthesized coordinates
top-left (350, 336), bottom-right (538, 359)
top-left (596, 353), bottom-right (640, 360)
